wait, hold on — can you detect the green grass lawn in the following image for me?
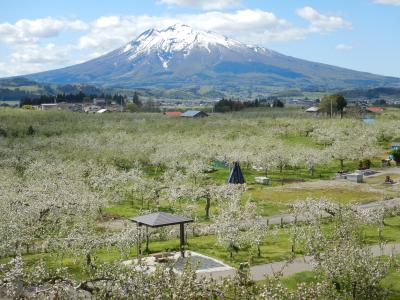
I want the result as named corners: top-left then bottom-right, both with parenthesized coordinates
top-left (248, 184), bottom-right (382, 215)
top-left (364, 173), bottom-right (400, 185)
top-left (363, 216), bottom-right (400, 244)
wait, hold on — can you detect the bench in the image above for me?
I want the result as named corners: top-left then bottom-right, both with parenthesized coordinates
top-left (152, 252), bottom-right (174, 263)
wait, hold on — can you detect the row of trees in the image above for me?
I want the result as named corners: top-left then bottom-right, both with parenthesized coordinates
top-left (1, 192), bottom-right (397, 299)
top-left (19, 92), bottom-right (127, 106)
top-left (319, 94), bottom-right (347, 118)
top-left (214, 98), bottom-right (284, 112)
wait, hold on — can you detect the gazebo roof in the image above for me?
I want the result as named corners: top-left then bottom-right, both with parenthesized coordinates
top-left (130, 212), bottom-right (193, 228)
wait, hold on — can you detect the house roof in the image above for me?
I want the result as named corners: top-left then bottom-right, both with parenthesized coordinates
top-left (164, 111), bottom-right (182, 117)
top-left (130, 212), bottom-right (193, 228)
top-left (181, 110), bottom-right (208, 117)
top-left (306, 106), bottom-right (319, 112)
top-left (367, 107), bottom-right (384, 112)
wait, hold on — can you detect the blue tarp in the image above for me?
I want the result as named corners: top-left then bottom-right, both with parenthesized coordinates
top-left (363, 117), bottom-right (375, 125)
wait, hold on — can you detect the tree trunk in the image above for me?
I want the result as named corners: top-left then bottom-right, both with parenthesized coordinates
top-left (205, 196), bottom-right (211, 219)
top-left (352, 282), bottom-right (357, 300)
top-left (257, 245), bottom-right (261, 257)
top-left (310, 166), bottom-right (315, 177)
top-left (340, 159), bottom-right (344, 170)
top-left (86, 253), bottom-right (92, 266)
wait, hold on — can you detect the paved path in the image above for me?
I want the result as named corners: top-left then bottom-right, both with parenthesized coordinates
top-left (202, 243), bottom-right (400, 281)
top-left (364, 168), bottom-right (400, 178)
top-left (250, 243), bottom-right (400, 281)
top-left (261, 198), bottom-right (400, 226)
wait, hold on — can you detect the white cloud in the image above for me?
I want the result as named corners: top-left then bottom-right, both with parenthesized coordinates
top-left (94, 16), bottom-right (121, 28)
top-left (374, 0), bottom-right (400, 5)
top-left (159, 0), bottom-right (240, 10)
top-left (78, 7), bottom-right (350, 55)
top-left (77, 11), bottom-right (295, 53)
top-left (0, 43), bottom-right (79, 76)
top-left (11, 43), bottom-right (73, 64)
top-left (336, 44), bottom-right (353, 51)
top-left (0, 17), bottom-right (88, 45)
top-left (297, 7), bottom-right (352, 33)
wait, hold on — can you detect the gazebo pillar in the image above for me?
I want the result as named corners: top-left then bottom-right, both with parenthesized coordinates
top-left (136, 223), bottom-right (142, 260)
top-left (179, 223), bottom-right (185, 257)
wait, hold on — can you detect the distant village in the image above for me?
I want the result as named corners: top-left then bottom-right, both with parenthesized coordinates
top-left (18, 96), bottom-right (209, 118)
top-left (0, 90), bottom-right (396, 119)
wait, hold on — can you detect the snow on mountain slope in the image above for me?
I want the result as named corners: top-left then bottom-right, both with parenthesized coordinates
top-left (120, 24), bottom-right (272, 69)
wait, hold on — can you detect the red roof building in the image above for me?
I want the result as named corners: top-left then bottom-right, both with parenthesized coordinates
top-left (367, 107), bottom-right (384, 112)
top-left (164, 111), bottom-right (182, 117)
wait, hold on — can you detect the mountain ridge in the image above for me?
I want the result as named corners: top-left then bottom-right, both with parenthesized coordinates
top-left (21, 24), bottom-right (400, 91)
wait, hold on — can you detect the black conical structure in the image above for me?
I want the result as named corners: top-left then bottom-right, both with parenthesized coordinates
top-left (228, 161), bottom-right (245, 184)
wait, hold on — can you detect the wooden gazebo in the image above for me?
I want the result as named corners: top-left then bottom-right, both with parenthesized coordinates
top-left (130, 212), bottom-right (193, 258)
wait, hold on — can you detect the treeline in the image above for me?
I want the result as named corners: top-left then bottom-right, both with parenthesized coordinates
top-left (127, 93), bottom-right (160, 113)
top-left (20, 92), bottom-right (126, 106)
top-left (214, 97), bottom-right (284, 113)
top-left (0, 88), bottom-right (36, 101)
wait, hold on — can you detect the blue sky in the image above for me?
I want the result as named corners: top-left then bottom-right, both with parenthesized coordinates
top-left (0, 0), bottom-right (399, 77)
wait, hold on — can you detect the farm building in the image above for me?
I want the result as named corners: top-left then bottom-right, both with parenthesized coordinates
top-left (84, 105), bottom-right (102, 113)
top-left (40, 103), bottom-right (58, 111)
top-left (305, 106), bottom-right (320, 113)
top-left (93, 98), bottom-right (106, 106)
top-left (367, 107), bottom-right (384, 112)
top-left (96, 108), bottom-right (110, 114)
top-left (181, 110), bottom-right (208, 118)
top-left (391, 140), bottom-right (400, 150)
top-left (164, 111), bottom-right (182, 117)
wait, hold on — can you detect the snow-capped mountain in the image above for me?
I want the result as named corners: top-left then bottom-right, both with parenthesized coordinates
top-left (123, 24), bottom-right (249, 66)
top-left (25, 24), bottom-right (400, 90)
